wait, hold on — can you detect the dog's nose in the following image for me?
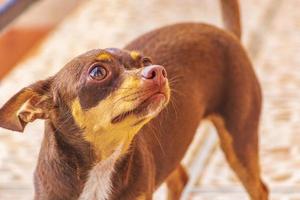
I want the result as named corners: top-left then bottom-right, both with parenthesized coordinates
top-left (141, 65), bottom-right (167, 86)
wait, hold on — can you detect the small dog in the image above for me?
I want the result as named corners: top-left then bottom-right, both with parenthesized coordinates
top-left (0, 0), bottom-right (268, 199)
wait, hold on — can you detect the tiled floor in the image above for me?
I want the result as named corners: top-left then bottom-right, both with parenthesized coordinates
top-left (0, 0), bottom-right (299, 199)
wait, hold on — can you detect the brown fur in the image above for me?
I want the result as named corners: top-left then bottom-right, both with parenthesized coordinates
top-left (221, 0), bottom-right (241, 39)
top-left (166, 165), bottom-right (188, 200)
top-left (0, 0), bottom-right (268, 199)
top-left (123, 22), bottom-right (268, 200)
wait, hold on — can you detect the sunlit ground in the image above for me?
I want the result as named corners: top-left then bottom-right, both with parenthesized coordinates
top-left (0, 0), bottom-right (299, 199)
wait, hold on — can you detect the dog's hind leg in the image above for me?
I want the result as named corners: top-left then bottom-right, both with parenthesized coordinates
top-left (166, 164), bottom-right (188, 200)
top-left (209, 113), bottom-right (268, 200)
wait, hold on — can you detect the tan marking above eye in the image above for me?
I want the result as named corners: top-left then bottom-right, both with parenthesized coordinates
top-left (130, 51), bottom-right (141, 60)
top-left (97, 53), bottom-right (112, 61)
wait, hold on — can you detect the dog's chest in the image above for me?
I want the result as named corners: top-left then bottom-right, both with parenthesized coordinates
top-left (79, 148), bottom-right (121, 200)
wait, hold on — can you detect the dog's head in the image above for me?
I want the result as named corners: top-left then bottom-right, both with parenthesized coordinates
top-left (0, 48), bottom-right (170, 158)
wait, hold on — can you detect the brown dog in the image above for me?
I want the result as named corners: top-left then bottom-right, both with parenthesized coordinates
top-left (0, 0), bottom-right (268, 199)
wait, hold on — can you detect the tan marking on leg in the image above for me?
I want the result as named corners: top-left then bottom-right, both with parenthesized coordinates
top-left (208, 114), bottom-right (268, 200)
top-left (136, 193), bottom-right (147, 200)
top-left (166, 164), bottom-right (188, 200)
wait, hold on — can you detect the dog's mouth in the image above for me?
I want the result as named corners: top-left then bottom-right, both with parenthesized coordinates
top-left (111, 91), bottom-right (168, 124)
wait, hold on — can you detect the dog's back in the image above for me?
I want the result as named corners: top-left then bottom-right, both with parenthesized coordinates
top-left (0, 1), bottom-right (268, 199)
top-left (122, 1), bottom-right (268, 199)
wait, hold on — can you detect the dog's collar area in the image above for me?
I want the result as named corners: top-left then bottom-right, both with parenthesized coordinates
top-left (79, 144), bottom-right (123, 200)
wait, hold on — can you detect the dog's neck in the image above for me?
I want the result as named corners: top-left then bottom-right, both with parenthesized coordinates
top-left (35, 121), bottom-right (130, 200)
top-left (79, 144), bottom-right (123, 200)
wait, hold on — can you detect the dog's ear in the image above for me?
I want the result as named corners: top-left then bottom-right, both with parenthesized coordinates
top-left (0, 79), bottom-right (53, 132)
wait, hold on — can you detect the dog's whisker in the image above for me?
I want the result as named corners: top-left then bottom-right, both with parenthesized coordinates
top-left (147, 123), bottom-right (166, 156)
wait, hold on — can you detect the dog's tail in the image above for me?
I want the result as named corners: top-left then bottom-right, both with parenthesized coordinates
top-left (220, 0), bottom-right (241, 39)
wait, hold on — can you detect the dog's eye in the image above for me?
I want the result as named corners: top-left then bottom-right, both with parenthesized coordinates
top-left (142, 57), bottom-right (152, 66)
top-left (89, 64), bottom-right (108, 80)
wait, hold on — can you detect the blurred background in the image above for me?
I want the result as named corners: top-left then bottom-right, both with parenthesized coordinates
top-left (0, 0), bottom-right (299, 199)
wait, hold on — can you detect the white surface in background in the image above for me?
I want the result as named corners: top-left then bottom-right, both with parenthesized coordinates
top-left (0, 0), bottom-right (299, 199)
